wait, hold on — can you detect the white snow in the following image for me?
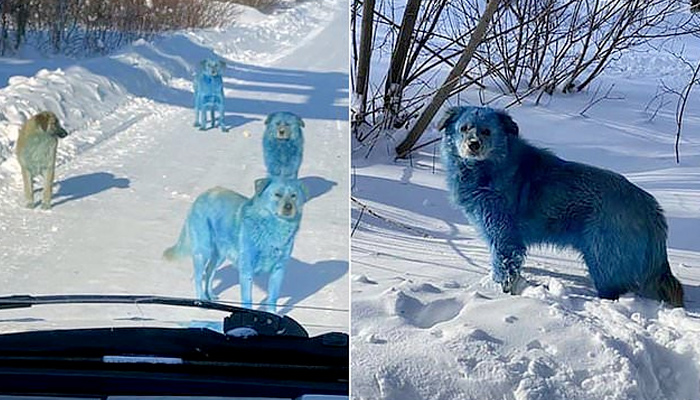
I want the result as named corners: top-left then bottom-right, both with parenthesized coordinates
top-left (0, 0), bottom-right (348, 336)
top-left (351, 24), bottom-right (700, 400)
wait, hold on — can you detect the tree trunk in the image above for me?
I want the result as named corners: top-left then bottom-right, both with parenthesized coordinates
top-left (354, 0), bottom-right (376, 125)
top-left (383, 0), bottom-right (421, 129)
top-left (395, 0), bottom-right (501, 158)
top-left (14, 0), bottom-right (29, 50)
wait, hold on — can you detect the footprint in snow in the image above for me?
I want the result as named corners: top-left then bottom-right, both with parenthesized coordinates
top-left (466, 328), bottom-right (503, 345)
top-left (385, 290), bottom-right (464, 329)
top-left (409, 282), bottom-right (442, 294)
top-left (353, 274), bottom-right (378, 285)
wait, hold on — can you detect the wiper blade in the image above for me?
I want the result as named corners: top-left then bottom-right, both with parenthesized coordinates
top-left (0, 294), bottom-right (308, 338)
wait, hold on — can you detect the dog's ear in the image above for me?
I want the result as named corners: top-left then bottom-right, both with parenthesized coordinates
top-left (254, 178), bottom-right (271, 196)
top-left (296, 115), bottom-right (305, 128)
top-left (34, 112), bottom-right (50, 132)
top-left (299, 181), bottom-right (309, 203)
top-left (200, 60), bottom-right (207, 69)
top-left (219, 60), bottom-right (226, 70)
top-left (264, 113), bottom-right (274, 126)
top-left (495, 110), bottom-right (519, 137)
top-left (437, 107), bottom-right (462, 131)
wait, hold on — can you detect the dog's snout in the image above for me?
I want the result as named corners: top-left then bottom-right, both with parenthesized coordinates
top-left (468, 140), bottom-right (481, 152)
top-left (280, 201), bottom-right (296, 217)
top-left (277, 126), bottom-right (290, 139)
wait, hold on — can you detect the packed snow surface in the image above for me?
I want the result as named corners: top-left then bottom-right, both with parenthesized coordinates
top-left (0, 0), bottom-right (349, 336)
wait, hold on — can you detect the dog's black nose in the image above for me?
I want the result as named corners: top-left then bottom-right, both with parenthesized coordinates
top-left (283, 202), bottom-right (293, 211)
top-left (468, 141), bottom-right (481, 152)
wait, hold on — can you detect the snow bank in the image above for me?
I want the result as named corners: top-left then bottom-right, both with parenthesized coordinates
top-left (353, 276), bottom-right (700, 400)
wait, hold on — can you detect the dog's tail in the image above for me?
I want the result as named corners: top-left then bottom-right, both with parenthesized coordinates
top-left (656, 264), bottom-right (684, 308)
top-left (163, 222), bottom-right (191, 261)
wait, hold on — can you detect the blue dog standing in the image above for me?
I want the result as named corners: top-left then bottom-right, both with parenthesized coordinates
top-left (163, 178), bottom-right (306, 313)
top-left (439, 106), bottom-right (684, 307)
top-left (193, 58), bottom-right (227, 132)
top-left (262, 111), bottom-right (305, 179)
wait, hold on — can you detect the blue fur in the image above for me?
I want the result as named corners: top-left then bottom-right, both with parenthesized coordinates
top-left (263, 111), bottom-right (304, 179)
top-left (164, 178), bottom-right (307, 313)
top-left (440, 106), bottom-right (683, 306)
top-left (193, 58), bottom-right (227, 131)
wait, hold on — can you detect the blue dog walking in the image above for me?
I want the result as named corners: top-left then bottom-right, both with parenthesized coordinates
top-left (193, 58), bottom-right (227, 131)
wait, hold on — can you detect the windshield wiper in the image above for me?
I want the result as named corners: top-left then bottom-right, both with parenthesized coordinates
top-left (0, 294), bottom-right (308, 338)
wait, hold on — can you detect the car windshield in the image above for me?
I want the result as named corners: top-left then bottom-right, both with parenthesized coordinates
top-left (0, 0), bottom-right (348, 339)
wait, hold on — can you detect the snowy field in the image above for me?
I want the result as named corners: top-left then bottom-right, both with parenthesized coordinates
top-left (351, 21), bottom-right (700, 400)
top-left (0, 0), bottom-right (349, 336)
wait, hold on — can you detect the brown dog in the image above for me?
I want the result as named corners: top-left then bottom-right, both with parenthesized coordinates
top-left (15, 111), bottom-right (69, 209)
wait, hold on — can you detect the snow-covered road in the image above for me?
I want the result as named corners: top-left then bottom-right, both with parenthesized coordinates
top-left (0, 0), bottom-right (349, 336)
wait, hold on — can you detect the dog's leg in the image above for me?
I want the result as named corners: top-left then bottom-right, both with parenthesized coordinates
top-left (192, 253), bottom-right (208, 300)
top-left (580, 232), bottom-right (631, 301)
top-left (266, 265), bottom-right (285, 313)
top-left (477, 200), bottom-right (526, 293)
top-left (21, 168), bottom-right (34, 208)
top-left (42, 164), bottom-right (55, 210)
top-left (195, 106), bottom-right (205, 131)
top-left (238, 243), bottom-right (257, 309)
top-left (203, 252), bottom-right (224, 301)
top-left (194, 106), bottom-right (201, 128)
top-left (218, 101), bottom-right (227, 132)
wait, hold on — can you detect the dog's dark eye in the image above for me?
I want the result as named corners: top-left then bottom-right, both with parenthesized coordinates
top-left (275, 193), bottom-right (282, 198)
top-left (460, 125), bottom-right (468, 132)
top-left (291, 193), bottom-right (297, 199)
top-left (482, 128), bottom-right (491, 137)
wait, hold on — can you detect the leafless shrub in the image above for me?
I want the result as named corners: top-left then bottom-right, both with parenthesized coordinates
top-left (353, 0), bottom-right (700, 156)
top-left (477, 0), bottom-right (700, 97)
top-left (579, 83), bottom-right (624, 117)
top-left (0, 0), bottom-right (277, 56)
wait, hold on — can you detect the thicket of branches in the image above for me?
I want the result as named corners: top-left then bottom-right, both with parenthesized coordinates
top-left (352, 0), bottom-right (700, 157)
top-left (0, 0), bottom-right (277, 56)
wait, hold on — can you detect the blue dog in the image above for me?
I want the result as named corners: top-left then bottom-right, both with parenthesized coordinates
top-left (263, 112), bottom-right (304, 179)
top-left (439, 106), bottom-right (684, 307)
top-left (163, 178), bottom-right (307, 313)
top-left (193, 58), bottom-right (227, 131)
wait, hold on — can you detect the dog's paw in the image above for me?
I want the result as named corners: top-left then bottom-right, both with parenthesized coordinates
top-left (500, 273), bottom-right (523, 295)
top-left (194, 121), bottom-right (200, 127)
top-left (205, 294), bottom-right (219, 302)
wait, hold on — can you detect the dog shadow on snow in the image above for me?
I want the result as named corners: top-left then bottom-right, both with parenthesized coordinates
top-left (195, 114), bottom-right (260, 132)
top-left (50, 172), bottom-right (130, 207)
top-left (210, 259), bottom-right (348, 315)
top-left (76, 34), bottom-right (348, 123)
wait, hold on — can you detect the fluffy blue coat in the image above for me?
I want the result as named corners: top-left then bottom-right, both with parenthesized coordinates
top-left (263, 111), bottom-right (304, 179)
top-left (440, 106), bottom-right (684, 307)
top-left (164, 178), bottom-right (307, 313)
top-left (193, 58), bottom-right (227, 131)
